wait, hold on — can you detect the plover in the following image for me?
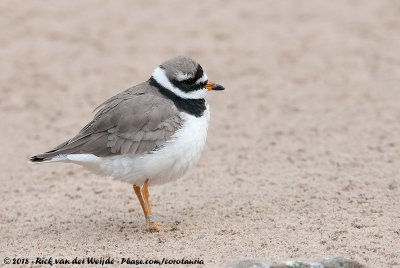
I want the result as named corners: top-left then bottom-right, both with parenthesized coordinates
top-left (30, 56), bottom-right (224, 231)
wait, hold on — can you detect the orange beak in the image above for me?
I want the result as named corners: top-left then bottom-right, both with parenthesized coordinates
top-left (205, 81), bottom-right (225, 91)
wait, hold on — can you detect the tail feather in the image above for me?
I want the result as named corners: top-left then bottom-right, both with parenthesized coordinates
top-left (29, 155), bottom-right (52, 163)
top-left (29, 138), bottom-right (89, 163)
top-left (29, 134), bottom-right (104, 163)
top-left (29, 153), bottom-right (69, 163)
top-left (30, 155), bottom-right (43, 162)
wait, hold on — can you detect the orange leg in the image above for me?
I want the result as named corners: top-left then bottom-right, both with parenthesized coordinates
top-left (132, 180), bottom-right (159, 232)
top-left (142, 179), bottom-right (159, 232)
top-left (133, 184), bottom-right (148, 225)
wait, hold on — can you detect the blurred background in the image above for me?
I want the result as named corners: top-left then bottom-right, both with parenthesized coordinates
top-left (1, 1), bottom-right (399, 267)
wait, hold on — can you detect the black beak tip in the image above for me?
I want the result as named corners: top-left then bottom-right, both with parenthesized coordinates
top-left (214, 84), bottom-right (225, 90)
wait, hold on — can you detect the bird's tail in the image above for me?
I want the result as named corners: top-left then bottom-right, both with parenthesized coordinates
top-left (29, 155), bottom-right (48, 163)
top-left (29, 153), bottom-right (68, 163)
top-left (29, 139), bottom-right (75, 163)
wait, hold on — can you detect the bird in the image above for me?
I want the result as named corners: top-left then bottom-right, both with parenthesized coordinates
top-left (29, 56), bottom-right (224, 232)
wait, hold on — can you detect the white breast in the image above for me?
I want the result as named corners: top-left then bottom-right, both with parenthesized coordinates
top-left (69, 104), bottom-right (210, 186)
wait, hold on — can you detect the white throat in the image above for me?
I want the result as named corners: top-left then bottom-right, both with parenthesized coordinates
top-left (152, 67), bottom-right (208, 99)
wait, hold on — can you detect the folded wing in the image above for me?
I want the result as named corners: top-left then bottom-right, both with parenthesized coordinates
top-left (30, 93), bottom-right (183, 162)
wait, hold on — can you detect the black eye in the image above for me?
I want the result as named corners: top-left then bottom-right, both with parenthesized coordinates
top-left (183, 79), bottom-right (194, 85)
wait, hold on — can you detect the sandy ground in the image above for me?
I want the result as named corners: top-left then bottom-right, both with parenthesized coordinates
top-left (1, 1), bottom-right (400, 267)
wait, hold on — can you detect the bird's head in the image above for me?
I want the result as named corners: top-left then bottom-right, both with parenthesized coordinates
top-left (151, 56), bottom-right (224, 99)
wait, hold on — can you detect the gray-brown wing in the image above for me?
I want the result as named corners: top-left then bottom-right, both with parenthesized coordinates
top-left (32, 93), bottom-right (183, 160)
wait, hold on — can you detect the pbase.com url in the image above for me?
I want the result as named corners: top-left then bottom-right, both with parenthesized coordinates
top-left (121, 258), bottom-right (204, 265)
top-left (4, 257), bottom-right (204, 266)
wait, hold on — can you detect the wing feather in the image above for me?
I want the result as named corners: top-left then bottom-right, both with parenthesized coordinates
top-left (32, 91), bottom-right (183, 160)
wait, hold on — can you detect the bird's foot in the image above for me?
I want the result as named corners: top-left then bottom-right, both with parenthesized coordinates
top-left (147, 222), bottom-right (160, 232)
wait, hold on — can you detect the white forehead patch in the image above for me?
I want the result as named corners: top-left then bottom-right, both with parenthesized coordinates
top-left (152, 67), bottom-right (207, 99)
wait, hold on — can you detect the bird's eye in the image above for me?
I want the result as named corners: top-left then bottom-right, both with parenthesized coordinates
top-left (183, 79), bottom-right (194, 85)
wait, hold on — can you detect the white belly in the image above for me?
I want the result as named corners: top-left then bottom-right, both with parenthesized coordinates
top-left (68, 105), bottom-right (210, 186)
